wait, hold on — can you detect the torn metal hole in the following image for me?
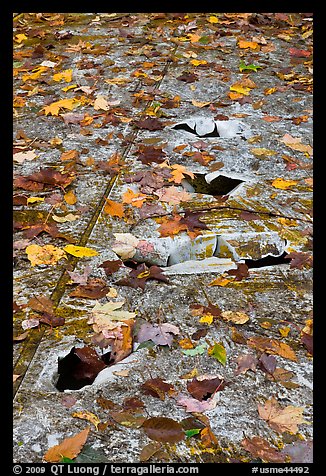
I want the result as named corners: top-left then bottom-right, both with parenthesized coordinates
top-left (244, 251), bottom-right (289, 269)
top-left (184, 173), bottom-right (244, 196)
top-left (54, 346), bottom-right (107, 392)
top-left (172, 117), bottom-right (249, 139)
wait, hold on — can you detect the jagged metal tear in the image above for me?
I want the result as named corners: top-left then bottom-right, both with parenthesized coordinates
top-left (172, 116), bottom-right (250, 139)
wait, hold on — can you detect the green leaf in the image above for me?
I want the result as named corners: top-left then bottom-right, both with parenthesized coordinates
top-left (60, 457), bottom-right (75, 463)
top-left (208, 343), bottom-right (227, 365)
top-left (239, 60), bottom-right (262, 73)
top-left (136, 340), bottom-right (156, 351)
top-left (74, 445), bottom-right (107, 463)
top-left (182, 343), bottom-right (208, 356)
top-left (185, 428), bottom-right (201, 438)
top-left (199, 36), bottom-right (210, 44)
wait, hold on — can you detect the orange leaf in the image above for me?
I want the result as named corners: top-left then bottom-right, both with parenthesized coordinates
top-left (238, 40), bottom-right (259, 49)
top-left (64, 190), bottom-right (77, 205)
top-left (104, 199), bottom-right (125, 217)
top-left (60, 149), bottom-right (79, 161)
top-left (168, 164), bottom-right (195, 184)
top-left (44, 428), bottom-right (90, 462)
top-left (122, 189), bottom-right (149, 208)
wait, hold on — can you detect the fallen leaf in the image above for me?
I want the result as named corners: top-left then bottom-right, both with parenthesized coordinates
top-left (69, 278), bottom-right (110, 299)
top-left (200, 427), bottom-right (219, 448)
top-left (112, 233), bottom-right (139, 259)
top-left (26, 244), bottom-right (66, 266)
top-left (64, 245), bottom-right (98, 258)
top-left (52, 69), bottom-right (73, 82)
top-left (44, 428), bottom-right (90, 462)
top-left (136, 322), bottom-right (179, 347)
top-left (136, 145), bottom-right (166, 165)
top-left (187, 376), bottom-right (224, 401)
top-left (248, 336), bottom-right (297, 361)
top-left (289, 48), bottom-right (311, 57)
top-left (191, 99), bottom-right (211, 107)
top-left (104, 199), bottom-right (125, 217)
top-left (72, 411), bottom-right (101, 430)
top-left (208, 343), bottom-right (227, 365)
top-left (26, 197), bottom-right (45, 204)
top-left (182, 343), bottom-right (208, 356)
top-left (177, 72), bottom-right (198, 83)
top-left (64, 190), bottom-right (77, 205)
top-left (284, 252), bottom-right (313, 269)
top-left (177, 392), bottom-right (219, 413)
top-left (67, 266), bottom-right (92, 285)
top-left (280, 134), bottom-right (313, 155)
top-left (227, 263), bottom-right (249, 281)
top-left (251, 148), bottom-right (276, 157)
top-left (155, 186), bottom-right (191, 205)
top-left (272, 178), bottom-right (298, 190)
top-left (88, 301), bottom-right (136, 334)
top-left (142, 417), bottom-right (185, 443)
top-left (208, 276), bottom-right (231, 287)
top-left (60, 150), bottom-right (79, 162)
top-left (117, 263), bottom-right (169, 290)
top-left (135, 117), bottom-right (164, 131)
top-left (141, 378), bottom-right (174, 401)
top-left (14, 168), bottom-right (75, 191)
top-left (99, 259), bottom-right (123, 276)
top-left (43, 98), bottom-right (80, 116)
top-left (110, 411), bottom-right (146, 428)
top-left (235, 354), bottom-right (258, 375)
top-left (168, 164), bottom-right (195, 184)
top-left (52, 213), bottom-right (79, 223)
top-left (258, 397), bottom-right (307, 434)
top-left (94, 95), bottom-right (110, 111)
top-left (140, 442), bottom-right (163, 462)
top-left (13, 150), bottom-right (37, 163)
top-left (242, 436), bottom-right (286, 463)
top-left (13, 374), bottom-right (21, 382)
top-left (221, 311), bottom-right (250, 324)
top-left (238, 40), bottom-right (259, 49)
top-left (122, 189), bottom-right (150, 208)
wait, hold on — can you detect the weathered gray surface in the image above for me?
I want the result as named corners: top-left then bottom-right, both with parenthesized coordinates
top-left (13, 13), bottom-right (313, 463)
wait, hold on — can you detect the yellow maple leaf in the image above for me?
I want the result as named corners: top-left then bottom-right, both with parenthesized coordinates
top-left (22, 66), bottom-right (49, 82)
top-left (62, 84), bottom-right (77, 92)
top-left (190, 59), bottom-right (208, 66)
top-left (27, 197), bottom-right (45, 204)
top-left (230, 85), bottom-right (251, 96)
top-left (199, 313), bottom-right (214, 325)
top-left (229, 92), bottom-right (244, 100)
top-left (64, 245), bottom-right (98, 257)
top-left (272, 178), bottom-right (298, 190)
top-left (43, 98), bottom-right (80, 116)
top-left (14, 33), bottom-right (28, 43)
top-left (52, 69), bottom-right (73, 82)
top-left (208, 276), bottom-right (231, 287)
top-left (26, 244), bottom-right (66, 266)
top-left (208, 16), bottom-right (219, 23)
